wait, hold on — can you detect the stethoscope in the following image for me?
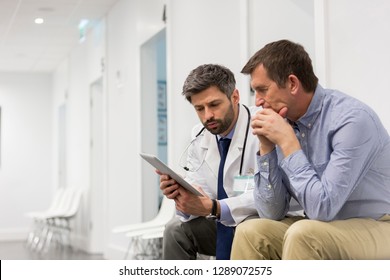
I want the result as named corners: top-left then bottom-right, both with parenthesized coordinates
top-left (184, 104), bottom-right (251, 175)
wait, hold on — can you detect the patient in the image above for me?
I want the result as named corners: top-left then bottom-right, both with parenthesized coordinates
top-left (231, 39), bottom-right (390, 260)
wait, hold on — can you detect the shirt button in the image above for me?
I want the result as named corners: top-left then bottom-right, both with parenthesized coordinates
top-left (266, 184), bottom-right (272, 190)
top-left (301, 133), bottom-right (305, 138)
top-left (308, 123), bottom-right (312, 128)
top-left (262, 161), bottom-right (268, 166)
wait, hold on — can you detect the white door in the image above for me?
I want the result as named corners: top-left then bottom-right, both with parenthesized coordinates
top-left (140, 28), bottom-right (167, 221)
top-left (58, 103), bottom-right (67, 189)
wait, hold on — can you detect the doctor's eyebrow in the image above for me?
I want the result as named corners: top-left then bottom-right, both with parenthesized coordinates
top-left (194, 100), bottom-right (223, 111)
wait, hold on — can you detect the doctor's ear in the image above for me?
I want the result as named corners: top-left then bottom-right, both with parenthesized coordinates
top-left (231, 89), bottom-right (240, 104)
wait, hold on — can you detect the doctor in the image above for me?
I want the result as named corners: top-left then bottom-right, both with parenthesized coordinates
top-left (159, 64), bottom-right (260, 260)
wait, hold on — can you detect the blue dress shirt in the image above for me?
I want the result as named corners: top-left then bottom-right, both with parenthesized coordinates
top-left (255, 84), bottom-right (390, 221)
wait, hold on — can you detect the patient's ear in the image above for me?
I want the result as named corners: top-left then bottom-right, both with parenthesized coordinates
top-left (288, 74), bottom-right (300, 95)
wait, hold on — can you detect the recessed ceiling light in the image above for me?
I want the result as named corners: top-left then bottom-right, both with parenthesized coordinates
top-left (35, 18), bottom-right (44, 24)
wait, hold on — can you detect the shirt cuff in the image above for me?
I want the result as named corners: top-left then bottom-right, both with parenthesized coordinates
top-left (218, 199), bottom-right (235, 224)
top-left (257, 148), bottom-right (277, 172)
top-left (176, 210), bottom-right (190, 220)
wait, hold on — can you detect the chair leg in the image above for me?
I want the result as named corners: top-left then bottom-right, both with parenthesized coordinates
top-left (42, 229), bottom-right (54, 253)
top-left (134, 238), bottom-right (162, 260)
top-left (124, 236), bottom-right (141, 260)
top-left (35, 225), bottom-right (49, 252)
top-left (26, 229), bottom-right (37, 249)
top-left (124, 238), bottom-right (132, 259)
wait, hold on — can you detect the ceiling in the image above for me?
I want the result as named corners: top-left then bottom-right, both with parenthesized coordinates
top-left (0, 0), bottom-right (119, 73)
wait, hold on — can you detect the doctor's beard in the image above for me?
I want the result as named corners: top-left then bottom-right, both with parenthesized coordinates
top-left (203, 104), bottom-right (235, 135)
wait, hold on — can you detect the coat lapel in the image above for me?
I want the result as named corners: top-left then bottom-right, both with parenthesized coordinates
top-left (202, 131), bottom-right (219, 178)
top-left (224, 104), bottom-right (247, 178)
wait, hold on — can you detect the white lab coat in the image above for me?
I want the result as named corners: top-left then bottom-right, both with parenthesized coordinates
top-left (181, 104), bottom-right (261, 227)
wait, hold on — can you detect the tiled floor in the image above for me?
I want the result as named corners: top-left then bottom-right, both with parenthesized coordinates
top-left (0, 241), bottom-right (104, 260)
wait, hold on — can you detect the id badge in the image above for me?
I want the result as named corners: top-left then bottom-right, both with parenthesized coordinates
top-left (233, 175), bottom-right (255, 196)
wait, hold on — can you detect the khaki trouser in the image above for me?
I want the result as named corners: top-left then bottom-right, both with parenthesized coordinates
top-left (231, 215), bottom-right (390, 260)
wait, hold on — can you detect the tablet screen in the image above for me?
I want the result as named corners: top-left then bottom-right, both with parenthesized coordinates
top-left (140, 153), bottom-right (203, 197)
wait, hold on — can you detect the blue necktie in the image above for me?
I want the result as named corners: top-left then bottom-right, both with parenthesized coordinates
top-left (216, 138), bottom-right (234, 260)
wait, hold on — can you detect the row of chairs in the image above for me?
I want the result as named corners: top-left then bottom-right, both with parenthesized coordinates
top-left (25, 187), bottom-right (83, 253)
top-left (26, 188), bottom-right (212, 259)
top-left (25, 187), bottom-right (174, 259)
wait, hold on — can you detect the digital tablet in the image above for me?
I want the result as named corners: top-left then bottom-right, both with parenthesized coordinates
top-left (140, 153), bottom-right (204, 196)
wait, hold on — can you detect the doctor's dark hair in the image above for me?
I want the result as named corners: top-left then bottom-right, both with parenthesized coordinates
top-left (241, 39), bottom-right (318, 92)
top-left (182, 64), bottom-right (236, 103)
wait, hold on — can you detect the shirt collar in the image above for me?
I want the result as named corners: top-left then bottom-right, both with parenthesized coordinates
top-left (217, 124), bottom-right (236, 141)
top-left (295, 84), bottom-right (325, 129)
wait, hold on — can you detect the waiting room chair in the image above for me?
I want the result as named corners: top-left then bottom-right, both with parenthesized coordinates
top-left (25, 187), bottom-right (66, 251)
top-left (112, 196), bottom-right (175, 259)
top-left (43, 187), bottom-right (83, 251)
top-left (25, 187), bottom-right (83, 253)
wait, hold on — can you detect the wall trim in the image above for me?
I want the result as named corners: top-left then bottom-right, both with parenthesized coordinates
top-left (104, 243), bottom-right (127, 260)
top-left (0, 228), bottom-right (29, 241)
